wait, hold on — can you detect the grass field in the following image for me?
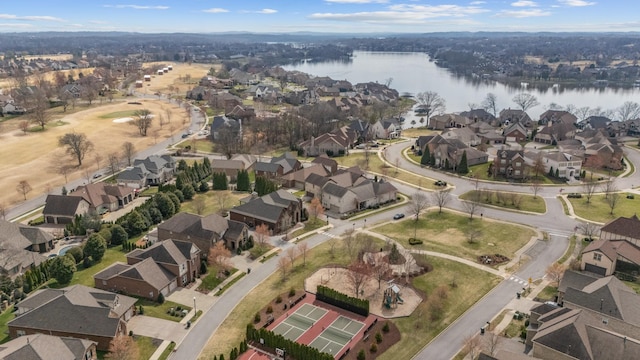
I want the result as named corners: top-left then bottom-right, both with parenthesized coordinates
top-left (374, 210), bottom-right (535, 262)
top-left (137, 299), bottom-right (191, 322)
top-left (180, 190), bottom-right (246, 215)
top-left (0, 308), bottom-right (15, 344)
top-left (141, 62), bottom-right (214, 95)
top-left (49, 246), bottom-right (127, 288)
top-left (401, 128), bottom-right (436, 138)
top-left (135, 335), bottom-right (161, 360)
top-left (459, 190), bottom-right (547, 214)
top-left (567, 193), bottom-right (639, 223)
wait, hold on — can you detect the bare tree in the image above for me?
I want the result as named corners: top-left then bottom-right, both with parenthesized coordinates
top-left (606, 192), bottom-right (621, 215)
top-left (122, 142), bottom-right (135, 167)
top-left (601, 179), bottom-right (616, 199)
top-left (106, 335), bottom-right (139, 360)
top-left (484, 331), bottom-right (502, 357)
top-left (466, 228), bottom-right (483, 244)
top-left (254, 224), bottom-right (270, 248)
top-left (582, 179), bottom-right (598, 204)
top-left (575, 106), bottom-right (591, 123)
top-left (193, 197), bottom-right (206, 215)
top-left (327, 237), bottom-right (338, 259)
top-left (371, 258), bottom-right (391, 289)
top-left (530, 180), bottom-right (542, 199)
top-left (343, 229), bottom-right (357, 260)
top-left (28, 90), bottom-right (51, 130)
top-left (616, 101), bottom-right (640, 121)
top-left (347, 261), bottom-right (371, 298)
top-left (108, 152), bottom-right (120, 175)
top-left (277, 256), bottom-right (288, 282)
top-left (286, 247), bottom-right (298, 268)
top-left (462, 333), bottom-right (482, 360)
top-left (512, 93), bottom-right (539, 114)
top-left (577, 222), bottom-right (599, 241)
top-left (16, 180), bottom-right (32, 200)
top-left (216, 191), bottom-right (230, 215)
top-left (307, 197), bottom-right (324, 220)
top-left (481, 93), bottom-right (498, 116)
top-left (431, 188), bottom-right (451, 213)
top-left (208, 241), bottom-right (231, 269)
top-left (132, 109), bottom-right (153, 136)
top-left (410, 191), bottom-right (429, 239)
top-left (532, 156), bottom-right (545, 179)
top-left (463, 191), bottom-right (483, 220)
top-left (59, 132), bottom-right (93, 166)
top-left (545, 262), bottom-right (567, 287)
top-left (415, 91), bottom-right (446, 121)
top-left (94, 154), bottom-right (103, 171)
top-left (298, 242), bottom-right (309, 267)
top-left (19, 120), bottom-right (30, 134)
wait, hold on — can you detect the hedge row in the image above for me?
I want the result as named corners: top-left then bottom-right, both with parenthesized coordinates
top-left (246, 324), bottom-right (333, 360)
top-left (316, 285), bottom-right (369, 317)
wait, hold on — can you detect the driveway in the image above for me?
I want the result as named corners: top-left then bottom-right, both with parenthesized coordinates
top-left (128, 315), bottom-right (188, 343)
top-left (166, 286), bottom-right (216, 312)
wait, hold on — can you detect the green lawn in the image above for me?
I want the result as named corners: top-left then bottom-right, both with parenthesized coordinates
top-left (139, 187), bottom-right (159, 196)
top-left (158, 341), bottom-right (176, 360)
top-left (623, 281), bottom-right (640, 294)
top-left (0, 308), bottom-right (15, 344)
top-left (289, 218), bottom-right (326, 239)
top-left (536, 286), bottom-right (558, 302)
top-left (50, 246), bottom-right (127, 288)
top-left (374, 211), bottom-right (535, 262)
top-left (567, 193), bottom-right (639, 223)
top-left (377, 257), bottom-right (502, 360)
top-left (135, 335), bottom-right (161, 359)
top-left (198, 267), bottom-right (238, 292)
top-left (180, 190), bottom-right (246, 215)
top-left (137, 299), bottom-right (191, 322)
top-left (459, 190), bottom-right (547, 214)
top-left (176, 139), bottom-right (214, 153)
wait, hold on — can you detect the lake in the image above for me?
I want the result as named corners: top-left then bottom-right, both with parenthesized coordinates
top-left (283, 51), bottom-right (640, 122)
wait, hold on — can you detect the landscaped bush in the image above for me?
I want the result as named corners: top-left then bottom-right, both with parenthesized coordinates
top-left (357, 350), bottom-right (366, 360)
top-left (408, 238), bottom-right (423, 245)
top-left (370, 343), bottom-right (378, 353)
top-left (266, 305), bottom-right (273, 314)
top-left (275, 295), bottom-right (282, 304)
top-left (375, 332), bottom-right (382, 343)
top-left (254, 312), bottom-right (261, 323)
top-left (382, 322), bottom-right (390, 333)
top-left (246, 325), bottom-right (333, 360)
top-left (288, 288), bottom-right (296, 297)
top-left (316, 285), bottom-right (369, 316)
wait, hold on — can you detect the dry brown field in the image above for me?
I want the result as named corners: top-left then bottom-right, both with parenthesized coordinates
top-left (0, 99), bottom-right (190, 207)
top-left (139, 62), bottom-right (217, 95)
top-left (0, 68), bottom-right (97, 89)
top-left (21, 54), bottom-right (74, 61)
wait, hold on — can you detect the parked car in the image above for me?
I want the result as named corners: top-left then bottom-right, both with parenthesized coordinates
top-left (355, 144), bottom-right (366, 149)
top-left (627, 193), bottom-right (635, 199)
top-left (92, 173), bottom-right (102, 179)
top-left (435, 180), bottom-right (447, 186)
top-left (567, 193), bottom-right (582, 198)
top-left (181, 133), bottom-right (189, 138)
top-left (393, 213), bottom-right (405, 220)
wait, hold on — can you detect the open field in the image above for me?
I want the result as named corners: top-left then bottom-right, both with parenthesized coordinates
top-left (0, 67), bottom-right (97, 89)
top-left (374, 210), bottom-right (536, 262)
top-left (180, 190), bottom-right (246, 215)
top-left (0, 100), bottom-right (189, 208)
top-left (567, 193), bottom-right (639, 223)
top-left (140, 62), bottom-right (216, 95)
top-left (20, 54), bottom-right (74, 61)
top-left (459, 190), bottom-right (547, 214)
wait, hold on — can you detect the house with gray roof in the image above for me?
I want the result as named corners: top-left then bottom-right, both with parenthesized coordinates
top-left (255, 153), bottom-right (301, 179)
top-left (211, 159), bottom-right (245, 182)
top-left (600, 215), bottom-right (640, 246)
top-left (126, 239), bottom-right (201, 286)
top-left (580, 239), bottom-right (640, 276)
top-left (8, 285), bottom-right (136, 351)
top-left (229, 189), bottom-right (302, 234)
top-left (0, 220), bottom-right (49, 277)
top-left (0, 333), bottom-right (97, 360)
top-left (118, 154), bottom-right (175, 188)
top-left (67, 183), bottom-right (135, 214)
top-left (157, 213), bottom-right (248, 252)
top-left (94, 257), bottom-right (176, 300)
top-left (43, 194), bottom-right (91, 225)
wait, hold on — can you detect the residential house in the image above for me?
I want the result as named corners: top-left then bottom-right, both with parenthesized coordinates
top-left (583, 115), bottom-right (611, 130)
top-left (299, 128), bottom-right (354, 157)
top-left (320, 178), bottom-right (397, 215)
top-left (311, 155), bottom-right (339, 175)
top-left (254, 162), bottom-right (283, 179)
top-left (370, 119), bottom-right (401, 139)
top-left (428, 113), bottom-right (472, 130)
top-left (441, 127), bottom-right (481, 147)
top-left (211, 159), bottom-right (245, 182)
top-left (499, 108), bottom-right (534, 127)
top-left (255, 153), bottom-right (302, 179)
top-left (116, 164), bottom-right (149, 189)
top-left (503, 122), bottom-right (528, 143)
top-left (230, 154), bottom-right (258, 171)
top-left (8, 285), bottom-right (136, 351)
top-left (0, 333), bottom-right (97, 360)
top-left (0, 221), bottom-right (48, 277)
top-left (534, 122), bottom-right (577, 144)
top-left (43, 195), bottom-right (91, 225)
top-left (600, 215), bottom-right (640, 247)
top-left (281, 163), bottom-right (329, 189)
top-left (460, 108), bottom-right (497, 125)
top-left (542, 152), bottom-right (582, 179)
top-left (424, 135), bottom-right (488, 169)
top-left (492, 150), bottom-right (526, 179)
top-left (348, 119), bottom-right (371, 142)
top-left (538, 110), bottom-right (577, 126)
top-left (116, 155), bottom-right (175, 188)
top-left (226, 104), bottom-right (256, 123)
top-left (68, 183), bottom-right (135, 214)
top-left (283, 89), bottom-right (319, 106)
top-left (157, 213), bottom-right (248, 253)
top-left (229, 189), bottom-right (302, 234)
top-left (127, 239), bottom-right (201, 286)
top-left (210, 115), bottom-right (241, 141)
top-left (580, 239), bottom-right (640, 276)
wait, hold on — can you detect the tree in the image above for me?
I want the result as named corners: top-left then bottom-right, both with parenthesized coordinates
top-left (19, 120), bottom-right (30, 134)
top-left (254, 224), bottom-right (270, 247)
top-left (277, 256), bottom-right (288, 282)
top-left (108, 152), bottom-right (120, 174)
top-left (50, 255), bottom-right (76, 285)
top-left (415, 91), bottom-right (446, 121)
top-left (132, 109), bottom-right (153, 136)
top-left (432, 189), bottom-right (451, 213)
top-left (466, 228), bottom-right (483, 244)
top-left (59, 132), bottom-right (93, 166)
top-left (122, 142), bottom-right (135, 167)
top-left (530, 180), bottom-right (542, 199)
top-left (236, 170), bottom-right (250, 192)
top-left (106, 335), bottom-right (139, 360)
top-left (16, 180), bottom-right (32, 200)
top-left (481, 93), bottom-right (498, 116)
top-left (616, 101), bottom-right (640, 121)
top-left (463, 191), bottom-right (483, 220)
top-left (347, 261), bottom-right (371, 298)
top-left (372, 259), bottom-right (391, 289)
top-left (582, 178), bottom-right (598, 204)
top-left (420, 146), bottom-right (430, 166)
top-left (208, 241), bottom-right (232, 268)
top-left (545, 262), bottom-right (567, 287)
top-left (343, 229), bottom-right (357, 260)
top-left (154, 192), bottom-right (176, 219)
top-left (462, 333), bottom-right (481, 360)
top-left (484, 331), bottom-right (502, 357)
top-left (457, 150), bottom-right (468, 174)
top-left (298, 242), bottom-right (309, 267)
top-left (193, 197), bottom-right (206, 215)
top-left (28, 90), bottom-right (51, 130)
top-left (84, 233), bottom-right (107, 262)
top-left (308, 197), bottom-right (324, 220)
top-left (606, 192), bottom-right (621, 215)
top-left (410, 191), bottom-right (429, 240)
top-left (110, 225), bottom-right (128, 246)
top-left (286, 247), bottom-right (298, 268)
top-left (532, 156), bottom-right (545, 179)
top-left (512, 93), bottom-right (539, 114)
top-left (577, 222), bottom-right (599, 241)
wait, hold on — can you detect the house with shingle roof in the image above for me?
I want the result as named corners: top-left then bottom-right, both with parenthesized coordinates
top-left (8, 285), bottom-right (136, 351)
top-left (581, 239), bottom-right (640, 276)
top-left (94, 257), bottom-right (176, 300)
top-left (43, 195), bottom-right (91, 225)
top-left (0, 333), bottom-right (97, 360)
top-left (599, 215), bottom-right (640, 246)
top-left (0, 220), bottom-right (49, 277)
top-left (117, 154), bottom-right (175, 187)
top-left (211, 159), bottom-right (245, 182)
top-left (68, 183), bottom-right (135, 214)
top-left (157, 213), bottom-right (248, 253)
top-left (311, 154), bottom-right (338, 175)
top-left (281, 163), bottom-right (329, 190)
top-left (127, 239), bottom-right (201, 286)
top-left (298, 127), bottom-right (355, 157)
top-left (229, 189), bottom-right (302, 234)
top-left (503, 122), bottom-right (528, 143)
top-left (370, 119), bottom-right (401, 139)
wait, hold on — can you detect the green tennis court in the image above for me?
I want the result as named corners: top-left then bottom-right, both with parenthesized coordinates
top-left (272, 304), bottom-right (327, 341)
top-left (309, 316), bottom-right (364, 357)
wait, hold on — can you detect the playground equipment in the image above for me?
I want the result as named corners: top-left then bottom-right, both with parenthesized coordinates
top-left (383, 284), bottom-right (403, 309)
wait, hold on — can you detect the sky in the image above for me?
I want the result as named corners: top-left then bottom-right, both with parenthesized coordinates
top-left (0, 1), bottom-right (638, 34)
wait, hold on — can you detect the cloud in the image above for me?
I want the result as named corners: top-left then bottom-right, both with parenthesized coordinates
top-left (325, 0), bottom-right (389, 3)
top-left (202, 8), bottom-right (229, 13)
top-left (495, 9), bottom-right (551, 17)
top-left (469, 1), bottom-right (486, 4)
top-left (0, 23), bottom-right (33, 28)
top-left (558, 0), bottom-right (596, 6)
top-left (240, 9), bottom-right (278, 14)
top-left (310, 5), bottom-right (489, 25)
top-left (103, 5), bottom-right (169, 10)
top-left (0, 14), bottom-right (64, 22)
top-left (511, 1), bottom-right (538, 6)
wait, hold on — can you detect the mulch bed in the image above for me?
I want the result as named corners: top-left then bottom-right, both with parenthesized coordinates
top-left (477, 254), bottom-right (510, 265)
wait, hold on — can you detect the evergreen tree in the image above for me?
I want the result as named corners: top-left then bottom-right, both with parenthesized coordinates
top-left (444, 158), bottom-right (450, 170)
top-left (549, 166), bottom-right (554, 177)
top-left (420, 146), bottom-right (430, 165)
top-left (236, 170), bottom-right (250, 192)
top-left (430, 151), bottom-right (436, 166)
top-left (84, 233), bottom-right (107, 262)
top-left (182, 184), bottom-right (196, 200)
top-left (555, 168), bottom-right (559, 178)
top-left (457, 150), bottom-right (468, 174)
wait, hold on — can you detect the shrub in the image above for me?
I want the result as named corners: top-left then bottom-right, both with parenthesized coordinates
top-left (435, 284), bottom-right (449, 300)
top-left (357, 350), bottom-right (366, 360)
top-left (65, 246), bottom-right (84, 263)
top-left (375, 332), bottom-right (382, 343)
top-left (157, 293), bottom-right (165, 304)
top-left (275, 295), bottom-right (282, 304)
top-left (382, 322), bottom-right (390, 333)
top-left (266, 306), bottom-right (273, 314)
top-left (370, 343), bottom-right (377, 353)
top-left (289, 288), bottom-right (296, 297)
top-left (254, 312), bottom-right (261, 323)
top-left (138, 305), bottom-right (144, 315)
top-left (408, 238), bottom-right (423, 245)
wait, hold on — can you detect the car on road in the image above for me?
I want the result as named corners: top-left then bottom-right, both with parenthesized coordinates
top-left (92, 173), bottom-right (102, 179)
top-left (393, 213), bottom-right (405, 220)
top-left (567, 193), bottom-right (582, 198)
top-left (435, 180), bottom-right (447, 186)
top-left (181, 133), bottom-right (189, 138)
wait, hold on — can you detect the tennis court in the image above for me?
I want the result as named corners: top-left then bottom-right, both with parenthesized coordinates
top-left (309, 316), bottom-right (364, 357)
top-left (272, 304), bottom-right (327, 341)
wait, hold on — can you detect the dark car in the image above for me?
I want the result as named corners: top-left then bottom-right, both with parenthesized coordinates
top-left (435, 180), bottom-right (447, 186)
top-left (393, 213), bottom-right (405, 220)
top-left (567, 193), bottom-right (582, 198)
top-left (181, 133), bottom-right (189, 138)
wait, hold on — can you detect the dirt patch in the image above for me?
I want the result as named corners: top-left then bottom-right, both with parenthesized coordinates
top-left (0, 99), bottom-right (189, 208)
top-left (478, 254), bottom-right (510, 266)
top-left (343, 320), bottom-right (401, 360)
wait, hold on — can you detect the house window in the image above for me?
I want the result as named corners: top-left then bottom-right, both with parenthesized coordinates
top-left (16, 330), bottom-right (25, 336)
top-left (593, 253), bottom-right (602, 261)
top-left (501, 159), bottom-right (506, 164)
top-left (515, 162), bottom-right (521, 167)
top-left (514, 170), bottom-right (521, 176)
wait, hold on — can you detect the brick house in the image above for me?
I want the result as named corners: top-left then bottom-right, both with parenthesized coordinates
top-left (492, 150), bottom-right (526, 179)
top-left (126, 239), bottom-right (201, 287)
top-left (43, 195), bottom-right (91, 224)
top-left (229, 190), bottom-right (302, 234)
top-left (67, 183), bottom-right (136, 214)
top-left (0, 333), bottom-right (97, 360)
top-left (157, 213), bottom-right (248, 253)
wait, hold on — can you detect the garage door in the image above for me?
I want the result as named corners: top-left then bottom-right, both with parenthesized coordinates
top-left (585, 263), bottom-right (607, 276)
top-left (168, 279), bottom-right (177, 292)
